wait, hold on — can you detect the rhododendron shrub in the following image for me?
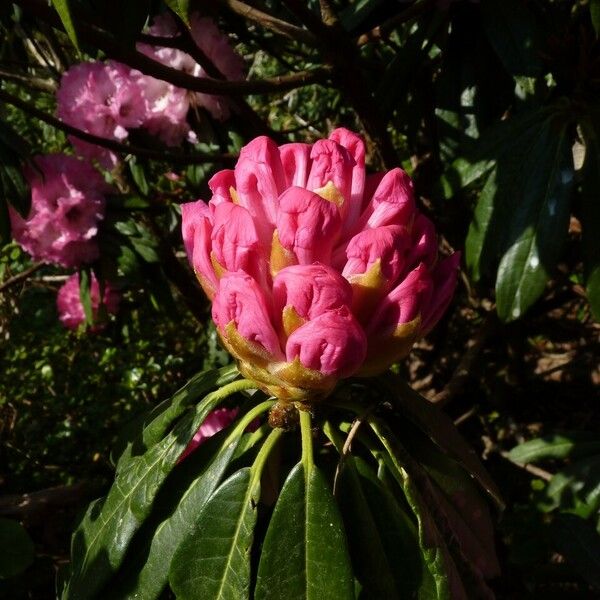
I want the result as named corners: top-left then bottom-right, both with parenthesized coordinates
top-left (64, 130), bottom-right (500, 600)
top-left (10, 154), bottom-right (108, 267)
top-left (182, 128), bottom-right (460, 401)
top-left (56, 273), bottom-right (120, 331)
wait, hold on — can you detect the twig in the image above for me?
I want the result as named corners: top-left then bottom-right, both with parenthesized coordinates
top-left (0, 263), bottom-right (44, 294)
top-left (356, 0), bottom-right (437, 46)
top-left (16, 0), bottom-right (330, 97)
top-left (0, 88), bottom-right (236, 165)
top-left (217, 0), bottom-right (316, 44)
top-left (332, 404), bottom-right (374, 495)
top-left (432, 313), bottom-right (497, 406)
top-left (500, 450), bottom-right (554, 482)
top-left (0, 67), bottom-right (57, 92)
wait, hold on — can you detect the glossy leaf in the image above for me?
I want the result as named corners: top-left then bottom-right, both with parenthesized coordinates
top-left (508, 432), bottom-right (600, 464)
top-left (113, 434), bottom-right (241, 599)
top-left (169, 467), bottom-right (259, 600)
top-left (384, 375), bottom-right (503, 508)
top-left (581, 120), bottom-right (600, 320)
top-left (0, 518), bottom-right (34, 578)
top-left (50, 0), bottom-right (79, 49)
top-left (337, 456), bottom-right (422, 599)
top-left (64, 377), bottom-right (252, 600)
top-left (549, 513), bottom-right (600, 589)
top-left (481, 0), bottom-right (542, 77)
top-left (368, 418), bottom-right (468, 600)
top-left (164, 0), bottom-right (190, 25)
top-left (495, 120), bottom-right (574, 321)
top-left (78, 268), bottom-right (93, 325)
top-left (255, 463), bottom-right (354, 600)
top-left (543, 455), bottom-right (600, 518)
top-left (115, 364), bottom-right (238, 465)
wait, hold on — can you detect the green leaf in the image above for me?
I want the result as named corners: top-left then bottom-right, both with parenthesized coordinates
top-left (384, 376), bottom-right (503, 508)
top-left (580, 120), bottom-right (600, 320)
top-left (0, 518), bottom-right (34, 579)
top-left (508, 433), bottom-right (600, 464)
top-left (481, 0), bottom-right (542, 77)
top-left (368, 419), bottom-right (468, 600)
top-left (0, 197), bottom-right (9, 247)
top-left (543, 455), bottom-right (600, 518)
top-left (465, 167), bottom-right (497, 282)
top-left (591, 0), bottom-right (600, 38)
top-left (64, 377), bottom-right (253, 600)
top-left (127, 158), bottom-right (149, 197)
top-left (255, 463), bottom-right (354, 600)
top-left (164, 0), bottom-right (190, 25)
top-left (403, 426), bottom-right (500, 581)
top-left (169, 467), bottom-right (259, 600)
top-left (337, 456), bottom-right (421, 599)
top-left (116, 364), bottom-right (238, 465)
top-left (50, 0), bottom-right (79, 49)
top-left (112, 432), bottom-right (242, 600)
top-left (78, 268), bottom-right (94, 326)
top-left (549, 513), bottom-right (600, 589)
top-left (0, 124), bottom-right (30, 218)
top-left (495, 120), bottom-right (574, 321)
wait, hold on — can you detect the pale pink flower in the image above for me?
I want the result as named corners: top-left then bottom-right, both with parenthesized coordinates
top-left (57, 61), bottom-right (146, 167)
top-left (178, 407), bottom-right (239, 462)
top-left (181, 129), bottom-right (460, 401)
top-left (135, 12), bottom-right (245, 145)
top-left (10, 154), bottom-right (109, 267)
top-left (56, 272), bottom-right (120, 331)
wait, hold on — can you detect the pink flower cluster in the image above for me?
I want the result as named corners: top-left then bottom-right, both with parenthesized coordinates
top-left (10, 154), bottom-right (108, 267)
top-left (178, 407), bottom-right (239, 462)
top-left (182, 129), bottom-right (460, 402)
top-left (56, 13), bottom-right (244, 163)
top-left (56, 273), bottom-right (120, 331)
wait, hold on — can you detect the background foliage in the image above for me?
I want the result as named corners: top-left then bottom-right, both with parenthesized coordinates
top-left (0, 0), bottom-right (598, 597)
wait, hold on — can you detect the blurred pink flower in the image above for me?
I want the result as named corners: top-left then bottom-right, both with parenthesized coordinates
top-left (178, 407), bottom-right (239, 462)
top-left (57, 61), bottom-right (146, 167)
top-left (56, 272), bottom-right (120, 331)
top-left (10, 154), bottom-right (108, 267)
top-left (182, 129), bottom-right (460, 401)
top-left (136, 12), bottom-right (245, 145)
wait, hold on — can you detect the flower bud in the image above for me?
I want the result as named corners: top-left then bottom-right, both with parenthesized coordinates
top-left (280, 143), bottom-right (311, 188)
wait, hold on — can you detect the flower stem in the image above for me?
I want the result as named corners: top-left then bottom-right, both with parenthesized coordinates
top-left (250, 427), bottom-right (284, 487)
top-left (299, 409), bottom-right (314, 474)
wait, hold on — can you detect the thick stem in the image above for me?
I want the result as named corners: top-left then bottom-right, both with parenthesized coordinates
top-left (299, 409), bottom-right (314, 474)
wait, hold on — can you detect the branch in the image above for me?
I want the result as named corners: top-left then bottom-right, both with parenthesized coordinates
top-left (0, 68), bottom-right (57, 92)
top-left (0, 88), bottom-right (236, 165)
top-left (217, 0), bottom-right (316, 45)
top-left (16, 0), bottom-right (330, 97)
top-left (0, 263), bottom-right (44, 294)
top-left (356, 0), bottom-right (437, 46)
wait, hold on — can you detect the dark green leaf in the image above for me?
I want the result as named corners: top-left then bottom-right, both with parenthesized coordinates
top-left (255, 463), bottom-right (354, 600)
top-left (368, 418), bottom-right (468, 600)
top-left (337, 456), bottom-right (421, 599)
top-left (581, 120), bottom-right (600, 320)
top-left (78, 268), bottom-right (93, 326)
top-left (508, 433), bottom-right (600, 464)
top-left (164, 0), bottom-right (190, 25)
top-left (0, 197), bottom-right (9, 246)
top-left (543, 455), bottom-right (600, 518)
top-left (481, 0), bottom-right (542, 77)
top-left (0, 518), bottom-right (34, 579)
top-left (50, 0), bottom-right (79, 49)
top-left (64, 378), bottom-right (246, 600)
top-left (112, 433), bottom-right (241, 600)
top-left (549, 513), bottom-right (600, 589)
top-left (591, 0), bottom-right (600, 38)
top-left (116, 364), bottom-right (238, 465)
top-left (169, 467), bottom-right (259, 600)
top-left (128, 158), bottom-right (149, 197)
top-left (384, 376), bottom-right (504, 508)
top-left (495, 120), bottom-right (574, 321)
